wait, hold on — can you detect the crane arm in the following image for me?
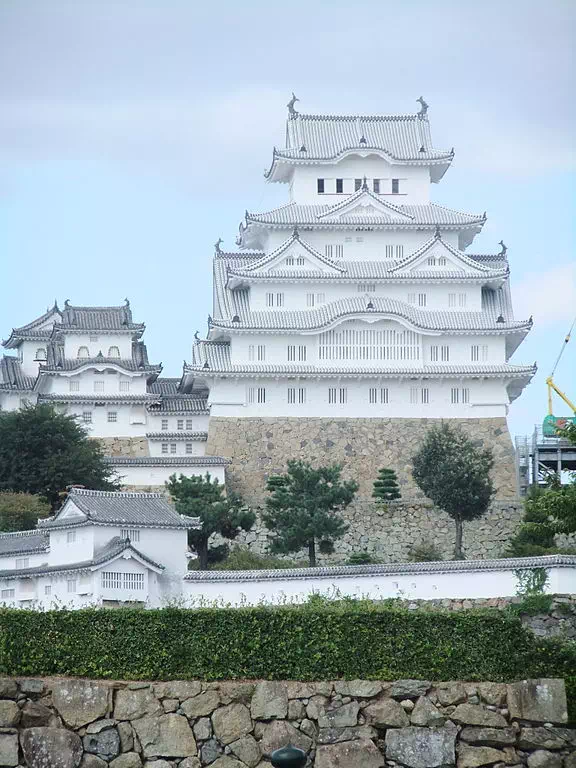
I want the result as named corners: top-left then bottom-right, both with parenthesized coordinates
top-left (549, 315), bottom-right (576, 378)
top-left (546, 376), bottom-right (576, 416)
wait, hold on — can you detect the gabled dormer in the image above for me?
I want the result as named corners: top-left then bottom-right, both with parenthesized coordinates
top-left (2, 302), bottom-right (62, 377)
top-left (316, 186), bottom-right (415, 225)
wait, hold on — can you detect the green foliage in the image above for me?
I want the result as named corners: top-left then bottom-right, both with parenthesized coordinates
top-left (167, 474), bottom-right (255, 571)
top-left (372, 468), bottom-right (401, 503)
top-left (508, 594), bottom-right (554, 617)
top-left (526, 477), bottom-right (576, 538)
top-left (207, 546), bottom-right (302, 571)
top-left (0, 404), bottom-right (118, 508)
top-left (0, 605), bottom-right (574, 694)
top-left (412, 423), bottom-right (494, 560)
top-left (514, 566), bottom-right (550, 596)
top-left (263, 460), bottom-right (358, 567)
top-left (407, 542), bottom-right (444, 562)
top-left (0, 492), bottom-right (51, 532)
top-left (557, 422), bottom-right (576, 445)
top-left (346, 552), bottom-right (379, 565)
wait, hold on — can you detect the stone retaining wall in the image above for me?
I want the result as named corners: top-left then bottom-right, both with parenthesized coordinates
top-left (97, 437), bottom-right (150, 457)
top-left (0, 676), bottom-right (573, 767)
top-left (205, 416), bottom-right (519, 502)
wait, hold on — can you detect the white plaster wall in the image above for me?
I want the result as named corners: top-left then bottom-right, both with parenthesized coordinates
top-left (90, 526), bottom-right (189, 575)
top-left (17, 341), bottom-right (46, 377)
top-left (111, 463), bottom-right (226, 487)
top-left (290, 158), bottom-right (430, 204)
top-left (147, 413), bottom-right (210, 432)
top-left (47, 368), bottom-right (148, 396)
top-left (63, 404), bottom-right (149, 437)
top-left (149, 440), bottom-right (205, 457)
top-left (208, 376), bottom-right (508, 418)
top-left (0, 551), bottom-right (48, 572)
top-left (48, 527), bottom-right (95, 566)
top-left (62, 333), bottom-right (133, 360)
top-left (0, 391), bottom-right (37, 412)
top-left (183, 565), bottom-right (576, 605)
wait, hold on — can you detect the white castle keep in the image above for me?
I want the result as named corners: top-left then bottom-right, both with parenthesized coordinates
top-left (0, 98), bottom-right (535, 495)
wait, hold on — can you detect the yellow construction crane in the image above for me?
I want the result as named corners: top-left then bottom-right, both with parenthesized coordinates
top-left (543, 315), bottom-right (576, 436)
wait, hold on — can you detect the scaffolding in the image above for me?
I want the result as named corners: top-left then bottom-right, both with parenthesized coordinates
top-left (515, 425), bottom-right (576, 495)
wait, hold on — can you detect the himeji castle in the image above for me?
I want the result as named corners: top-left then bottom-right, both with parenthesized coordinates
top-left (184, 97), bottom-right (535, 502)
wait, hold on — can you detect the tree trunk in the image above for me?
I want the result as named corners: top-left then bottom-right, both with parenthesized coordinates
top-left (197, 538), bottom-right (210, 570)
top-left (308, 539), bottom-right (317, 567)
top-left (454, 518), bottom-right (464, 560)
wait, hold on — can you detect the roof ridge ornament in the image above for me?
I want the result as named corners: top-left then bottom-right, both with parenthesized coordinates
top-left (361, 176), bottom-right (369, 191)
top-left (434, 225), bottom-right (441, 239)
top-left (287, 92), bottom-right (299, 118)
top-left (498, 240), bottom-right (507, 257)
top-left (416, 96), bottom-right (429, 118)
top-left (359, 135), bottom-right (367, 145)
top-left (194, 331), bottom-right (200, 342)
top-left (292, 226), bottom-right (300, 240)
top-left (214, 237), bottom-right (223, 255)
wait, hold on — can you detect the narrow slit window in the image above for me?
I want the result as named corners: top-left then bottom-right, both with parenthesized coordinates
top-left (317, 178), bottom-right (325, 193)
top-left (336, 178), bottom-right (343, 193)
top-left (392, 178), bottom-right (400, 194)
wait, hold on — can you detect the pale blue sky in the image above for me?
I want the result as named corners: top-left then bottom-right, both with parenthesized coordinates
top-left (1, 0), bottom-right (574, 438)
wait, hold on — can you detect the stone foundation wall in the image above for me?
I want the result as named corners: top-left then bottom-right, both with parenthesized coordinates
top-left (206, 417), bottom-right (519, 504)
top-left (97, 437), bottom-right (150, 457)
top-left (0, 676), bottom-right (573, 767)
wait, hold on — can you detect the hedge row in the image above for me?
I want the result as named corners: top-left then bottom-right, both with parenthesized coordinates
top-left (1, 603), bottom-right (574, 687)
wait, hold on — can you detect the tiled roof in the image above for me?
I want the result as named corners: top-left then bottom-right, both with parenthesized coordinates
top-left (146, 432), bottom-right (208, 440)
top-left (106, 456), bottom-right (230, 466)
top-left (39, 356), bottom-right (161, 374)
top-left (187, 342), bottom-right (536, 379)
top-left (38, 488), bottom-right (198, 530)
top-left (245, 201), bottom-right (485, 228)
top-left (2, 303), bottom-right (61, 348)
top-left (184, 554), bottom-right (576, 582)
top-left (0, 536), bottom-right (165, 579)
top-left (0, 357), bottom-right (35, 391)
top-left (59, 301), bottom-right (145, 334)
top-left (147, 395), bottom-right (210, 414)
top-left (210, 295), bottom-right (530, 333)
top-left (389, 234), bottom-right (498, 274)
top-left (148, 378), bottom-right (181, 395)
top-left (0, 530), bottom-right (49, 557)
top-left (39, 394), bottom-right (159, 404)
top-left (243, 231), bottom-right (345, 274)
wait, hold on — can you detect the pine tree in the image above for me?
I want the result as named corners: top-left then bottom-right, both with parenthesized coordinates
top-left (263, 460), bottom-right (358, 567)
top-left (372, 468), bottom-right (401, 503)
top-left (412, 422), bottom-right (494, 560)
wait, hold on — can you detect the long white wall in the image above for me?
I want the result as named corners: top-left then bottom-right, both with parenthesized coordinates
top-left (111, 462), bottom-right (226, 487)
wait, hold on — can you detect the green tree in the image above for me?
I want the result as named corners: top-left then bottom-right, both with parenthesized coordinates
top-left (526, 476), bottom-right (576, 539)
top-left (411, 422), bottom-right (494, 560)
top-left (557, 422), bottom-right (576, 445)
top-left (166, 473), bottom-right (255, 570)
top-left (263, 460), bottom-right (358, 567)
top-left (504, 479), bottom-right (559, 557)
top-left (0, 492), bottom-right (51, 532)
top-left (0, 404), bottom-right (118, 509)
top-left (372, 467), bottom-right (401, 503)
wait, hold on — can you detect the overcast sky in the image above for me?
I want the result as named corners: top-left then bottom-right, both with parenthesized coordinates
top-left (1, 0), bottom-right (574, 438)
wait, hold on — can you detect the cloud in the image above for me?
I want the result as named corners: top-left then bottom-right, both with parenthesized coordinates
top-left (512, 262), bottom-right (576, 326)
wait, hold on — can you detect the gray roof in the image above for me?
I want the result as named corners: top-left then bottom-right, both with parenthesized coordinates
top-left (146, 432), bottom-right (208, 440)
top-left (184, 554), bottom-right (576, 582)
top-left (0, 536), bottom-right (164, 580)
top-left (187, 341), bottom-right (536, 380)
top-left (147, 395), bottom-right (210, 414)
top-left (148, 378), bottom-right (181, 395)
top-left (0, 357), bottom-right (35, 391)
top-left (210, 293), bottom-right (530, 334)
top-left (38, 488), bottom-right (199, 530)
top-left (106, 456), bottom-right (230, 466)
top-left (0, 530), bottom-right (49, 557)
top-left (2, 303), bottom-right (62, 348)
top-left (59, 301), bottom-right (145, 334)
top-left (39, 394), bottom-right (160, 405)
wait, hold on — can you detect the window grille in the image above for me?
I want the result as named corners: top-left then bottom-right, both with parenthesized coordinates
top-left (410, 387), bottom-right (418, 404)
top-left (67, 531), bottom-right (76, 543)
top-left (185, 443), bottom-right (193, 454)
top-left (316, 293), bottom-right (325, 304)
top-left (430, 346), bottom-right (439, 362)
top-left (101, 571), bottom-right (122, 589)
top-left (89, 336), bottom-right (99, 342)
top-left (459, 293), bottom-right (467, 307)
top-left (298, 345), bottom-right (307, 361)
top-left (35, 348), bottom-right (47, 360)
top-left (395, 245), bottom-right (404, 258)
top-left (451, 388), bottom-right (459, 404)
top-left (306, 293), bottom-right (315, 307)
top-left (462, 388), bottom-right (470, 404)
top-left (328, 387), bottom-right (347, 404)
top-left (82, 411), bottom-right (92, 424)
top-left (385, 245), bottom-right (394, 258)
top-left (418, 293), bottom-right (427, 307)
top-left (248, 345), bottom-right (255, 361)
top-left (481, 345), bottom-right (488, 361)
top-left (317, 179), bottom-right (325, 193)
top-left (108, 346), bottom-right (120, 358)
top-left (123, 573), bottom-right (144, 591)
top-left (247, 387), bottom-right (255, 403)
top-left (94, 381), bottom-right (104, 392)
top-left (161, 444), bottom-right (168, 454)
top-left (170, 443), bottom-right (177, 454)
top-left (336, 178), bottom-right (343, 193)
top-left (186, 419), bottom-right (193, 430)
top-left (471, 345), bottom-right (479, 362)
top-left (441, 345), bottom-right (450, 362)
top-left (266, 293), bottom-right (274, 307)
top-left (448, 293), bottom-right (457, 307)
top-left (335, 245), bottom-right (344, 258)
top-left (287, 387), bottom-right (296, 404)
top-left (421, 388), bottom-right (429, 404)
top-left (44, 585), bottom-right (51, 596)
top-left (177, 419), bottom-right (184, 430)
top-left (257, 387), bottom-right (266, 404)
top-left (121, 529), bottom-right (140, 542)
top-left (369, 387), bottom-right (389, 404)
top-left (119, 381), bottom-right (130, 392)
top-left (319, 327), bottom-right (420, 361)
top-left (358, 283), bottom-right (376, 293)
top-left (407, 293), bottom-right (416, 305)
top-left (427, 256), bottom-right (436, 266)
top-left (276, 293), bottom-right (284, 307)
top-left (16, 558), bottom-right (29, 569)
top-left (392, 178), bottom-right (400, 193)
top-left (296, 257), bottom-right (305, 266)
top-left (287, 346), bottom-right (295, 362)
top-left (1, 589), bottom-right (14, 599)
top-left (354, 178), bottom-right (362, 191)
top-left (77, 346), bottom-right (89, 359)
top-left (373, 179), bottom-right (380, 193)
top-left (67, 579), bottom-right (76, 593)
top-left (69, 381), bottom-right (80, 392)
top-left (107, 412), bottom-right (117, 423)
top-left (325, 245), bottom-right (333, 258)
top-left (438, 257), bottom-right (447, 266)
top-left (161, 419), bottom-right (168, 430)
top-left (451, 388), bottom-right (470, 404)
top-left (286, 256), bottom-right (294, 266)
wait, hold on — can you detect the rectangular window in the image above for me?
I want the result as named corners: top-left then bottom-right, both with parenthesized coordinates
top-left (248, 345), bottom-right (255, 361)
top-left (354, 178), bottom-right (362, 191)
top-left (94, 381), bottom-right (104, 392)
top-left (119, 380), bottom-right (130, 392)
top-left (451, 387), bottom-right (459, 404)
top-left (247, 387), bottom-right (255, 403)
top-left (287, 387), bottom-right (296, 404)
top-left (67, 531), bottom-right (76, 544)
top-left (185, 443), bottom-right (193, 454)
top-left (407, 293), bottom-right (416, 305)
top-left (44, 585), bottom-right (51, 596)
top-left (107, 411), bottom-right (117, 423)
top-left (276, 293), bottom-right (284, 307)
top-left (82, 411), bottom-right (92, 424)
top-left (392, 178), bottom-right (400, 194)
top-left (459, 293), bottom-right (467, 307)
top-left (285, 256), bottom-right (294, 266)
top-left (448, 293), bottom-right (457, 307)
top-left (421, 387), bottom-right (429, 404)
top-left (328, 387), bottom-right (337, 404)
top-left (287, 345), bottom-right (296, 362)
top-left (471, 345), bottom-right (479, 362)
top-left (325, 244), bottom-right (333, 259)
top-left (373, 179), bottom-right (380, 193)
top-left (441, 345), bottom-right (450, 362)
top-left (161, 443), bottom-right (168, 454)
top-left (481, 345), bottom-right (488, 361)
top-left (335, 244), bottom-right (344, 258)
top-left (161, 419), bottom-right (168, 430)
top-left (418, 293), bottom-right (427, 307)
top-left (123, 573), bottom-right (144, 591)
top-left (266, 293), bottom-right (274, 307)
top-left (257, 345), bottom-right (266, 361)
top-left (298, 345), bottom-right (307, 361)
top-left (121, 528), bottom-right (140, 542)
top-left (462, 388), bottom-right (470, 404)
top-left (316, 293), bottom-right (325, 304)
top-left (317, 178), bottom-right (325, 194)
top-left (67, 579), bottom-right (76, 593)
top-left (344, 236), bottom-right (352, 243)
top-left (385, 245), bottom-right (394, 258)
top-left (395, 245), bottom-right (404, 259)
top-left (101, 571), bottom-right (122, 589)
top-left (306, 293), bottom-right (315, 307)
top-left (177, 419), bottom-right (184, 430)
top-left (336, 178), bottom-right (343, 193)
top-left (410, 387), bottom-right (419, 405)
top-left (16, 558), bottom-right (29, 569)
top-left (430, 345), bottom-right (439, 362)
top-left (296, 256), bottom-right (305, 265)
top-left (438, 256), bottom-right (447, 266)
top-left (257, 387), bottom-right (266, 404)
top-left (427, 256), bottom-right (436, 266)
top-left (369, 387), bottom-right (389, 404)
top-left (186, 419), bottom-right (193, 430)
top-left (89, 335), bottom-right (99, 342)
top-left (359, 283), bottom-right (376, 293)
top-left (69, 380), bottom-right (80, 392)
top-left (170, 443), bottom-right (177, 454)
top-left (1, 589), bottom-right (14, 599)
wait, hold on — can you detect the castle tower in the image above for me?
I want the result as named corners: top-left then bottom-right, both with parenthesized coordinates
top-left (184, 99), bottom-right (536, 502)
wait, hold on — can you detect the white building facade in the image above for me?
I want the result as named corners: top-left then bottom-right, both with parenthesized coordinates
top-left (182, 101), bottom-right (534, 425)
